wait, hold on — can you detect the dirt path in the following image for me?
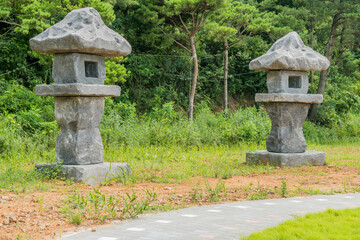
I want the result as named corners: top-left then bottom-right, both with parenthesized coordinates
top-left (0, 164), bottom-right (359, 239)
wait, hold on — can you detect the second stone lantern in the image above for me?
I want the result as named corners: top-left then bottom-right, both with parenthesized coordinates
top-left (246, 32), bottom-right (329, 167)
top-left (31, 7), bottom-right (131, 184)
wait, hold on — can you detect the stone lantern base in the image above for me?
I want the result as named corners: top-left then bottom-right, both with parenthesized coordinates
top-left (246, 150), bottom-right (326, 167)
top-left (35, 162), bottom-right (130, 186)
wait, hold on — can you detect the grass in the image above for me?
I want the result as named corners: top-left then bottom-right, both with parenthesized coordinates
top-left (1, 142), bottom-right (360, 192)
top-left (104, 143), bottom-right (276, 183)
top-left (105, 142), bottom-right (360, 185)
top-left (241, 208), bottom-right (360, 240)
top-left (0, 105), bottom-right (360, 191)
top-left (60, 188), bottom-right (162, 224)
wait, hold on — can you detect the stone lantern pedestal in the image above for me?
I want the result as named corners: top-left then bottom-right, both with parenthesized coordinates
top-left (246, 32), bottom-right (330, 167)
top-left (30, 7), bottom-right (132, 184)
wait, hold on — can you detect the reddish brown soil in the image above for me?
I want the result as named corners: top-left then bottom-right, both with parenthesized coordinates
top-left (0, 164), bottom-right (359, 240)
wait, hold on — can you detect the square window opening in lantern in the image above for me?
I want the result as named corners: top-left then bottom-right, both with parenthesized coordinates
top-left (288, 76), bottom-right (302, 89)
top-left (85, 61), bottom-right (98, 78)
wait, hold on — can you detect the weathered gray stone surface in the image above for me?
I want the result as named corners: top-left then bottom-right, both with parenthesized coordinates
top-left (35, 162), bottom-right (131, 186)
top-left (55, 97), bottom-right (104, 130)
top-left (36, 83), bottom-right (120, 97)
top-left (265, 103), bottom-right (309, 153)
top-left (255, 93), bottom-right (323, 104)
top-left (56, 128), bottom-right (104, 165)
top-left (30, 7), bottom-right (131, 57)
top-left (249, 32), bottom-right (329, 71)
top-left (53, 53), bottom-right (105, 84)
top-left (246, 150), bottom-right (326, 167)
top-left (55, 97), bottom-right (104, 165)
top-left (266, 70), bottom-right (309, 94)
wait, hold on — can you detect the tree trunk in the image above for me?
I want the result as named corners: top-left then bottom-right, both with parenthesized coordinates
top-left (224, 40), bottom-right (229, 110)
top-left (308, 13), bottom-right (341, 121)
top-left (336, 26), bottom-right (346, 66)
top-left (309, 17), bottom-right (314, 85)
top-left (188, 35), bottom-right (198, 121)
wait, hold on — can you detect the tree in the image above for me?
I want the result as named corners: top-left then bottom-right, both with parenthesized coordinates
top-left (0, 0), bottom-right (130, 87)
top-left (160, 0), bottom-right (225, 121)
top-left (206, 1), bottom-right (272, 109)
top-left (307, 0), bottom-right (360, 121)
top-left (15, 0), bottom-right (115, 34)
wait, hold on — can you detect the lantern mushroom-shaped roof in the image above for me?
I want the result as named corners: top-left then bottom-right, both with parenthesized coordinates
top-left (249, 32), bottom-right (329, 71)
top-left (30, 7), bottom-right (131, 57)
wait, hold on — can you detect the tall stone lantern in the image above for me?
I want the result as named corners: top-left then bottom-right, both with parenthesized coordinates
top-left (246, 32), bottom-right (330, 167)
top-left (31, 7), bottom-right (131, 184)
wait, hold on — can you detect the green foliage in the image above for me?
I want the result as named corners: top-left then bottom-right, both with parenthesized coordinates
top-left (206, 1), bottom-right (273, 44)
top-left (15, 0), bottom-right (116, 35)
top-left (105, 57), bottom-right (130, 85)
top-left (247, 182), bottom-right (270, 200)
top-left (100, 102), bottom-right (271, 147)
top-left (205, 180), bottom-right (226, 202)
top-left (0, 38), bottom-right (51, 87)
top-left (68, 212), bottom-right (83, 225)
top-left (0, 0), bottom-right (359, 121)
top-left (0, 1), bottom-right (11, 19)
top-left (312, 65), bottom-right (360, 126)
top-left (0, 83), bottom-right (56, 133)
top-left (189, 181), bottom-right (203, 202)
top-left (121, 54), bottom-right (192, 111)
top-left (163, 0), bottom-right (225, 15)
top-left (62, 188), bottom-right (157, 223)
top-left (0, 0), bottom-right (117, 88)
top-left (281, 179), bottom-right (287, 197)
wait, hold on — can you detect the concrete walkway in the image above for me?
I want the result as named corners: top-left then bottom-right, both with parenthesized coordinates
top-left (61, 193), bottom-right (360, 240)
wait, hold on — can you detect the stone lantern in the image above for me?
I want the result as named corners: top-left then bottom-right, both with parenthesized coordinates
top-left (246, 32), bottom-right (330, 167)
top-left (31, 7), bottom-right (131, 184)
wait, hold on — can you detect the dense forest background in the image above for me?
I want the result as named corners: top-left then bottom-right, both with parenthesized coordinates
top-left (0, 0), bottom-right (360, 155)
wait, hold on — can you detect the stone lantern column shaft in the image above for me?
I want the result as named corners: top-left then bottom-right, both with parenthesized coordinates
top-left (55, 96), bottom-right (105, 165)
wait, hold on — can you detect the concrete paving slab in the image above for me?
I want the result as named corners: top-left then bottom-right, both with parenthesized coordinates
top-left (60, 193), bottom-right (360, 240)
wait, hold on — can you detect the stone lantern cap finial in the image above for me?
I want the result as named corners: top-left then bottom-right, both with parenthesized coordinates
top-left (30, 7), bottom-right (131, 57)
top-left (249, 32), bottom-right (329, 71)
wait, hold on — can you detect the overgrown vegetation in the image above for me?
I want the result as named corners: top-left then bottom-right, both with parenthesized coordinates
top-left (1, 86), bottom-right (360, 190)
top-left (0, 0), bottom-right (360, 190)
top-left (61, 188), bottom-right (159, 224)
top-left (1, 0), bottom-right (359, 118)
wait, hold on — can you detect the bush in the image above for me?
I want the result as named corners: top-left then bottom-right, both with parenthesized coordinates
top-left (313, 65), bottom-right (360, 126)
top-left (101, 100), bottom-right (360, 148)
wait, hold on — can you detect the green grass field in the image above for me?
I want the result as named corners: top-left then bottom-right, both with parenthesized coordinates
top-left (1, 107), bottom-right (360, 191)
top-left (242, 208), bottom-right (360, 240)
top-left (1, 142), bottom-right (360, 193)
